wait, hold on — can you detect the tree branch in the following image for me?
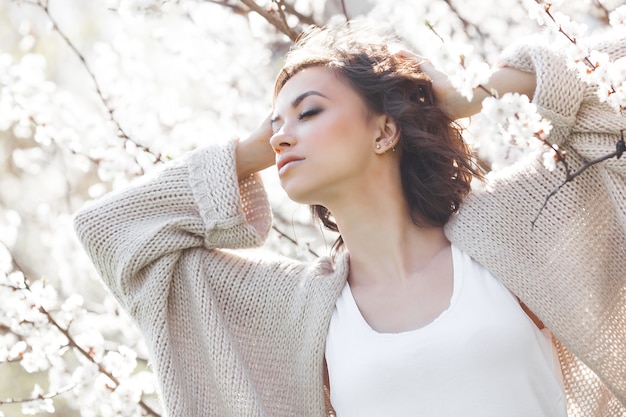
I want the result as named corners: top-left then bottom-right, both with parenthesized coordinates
top-left (273, 0), bottom-right (294, 36)
top-left (280, 1), bottom-right (316, 26)
top-left (271, 225), bottom-right (320, 258)
top-left (27, 116), bottom-right (101, 166)
top-left (29, 0), bottom-right (165, 165)
top-left (238, 0), bottom-right (299, 41)
top-left (0, 384), bottom-right (75, 406)
top-left (592, 0), bottom-right (610, 25)
top-left (205, 0), bottom-right (249, 15)
top-left (338, 0), bottom-right (350, 22)
top-left (1, 243), bottom-right (162, 417)
top-left (532, 132), bottom-right (625, 227)
top-left (541, 1), bottom-right (618, 106)
top-left (441, 0), bottom-right (488, 41)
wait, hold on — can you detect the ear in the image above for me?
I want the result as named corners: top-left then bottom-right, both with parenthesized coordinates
top-left (374, 115), bottom-right (400, 154)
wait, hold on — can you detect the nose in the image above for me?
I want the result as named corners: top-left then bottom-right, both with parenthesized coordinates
top-left (269, 128), bottom-right (296, 155)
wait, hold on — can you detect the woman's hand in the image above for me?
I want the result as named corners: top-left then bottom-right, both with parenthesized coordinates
top-left (395, 50), bottom-right (537, 120)
top-left (395, 50), bottom-right (471, 119)
top-left (236, 113), bottom-right (276, 179)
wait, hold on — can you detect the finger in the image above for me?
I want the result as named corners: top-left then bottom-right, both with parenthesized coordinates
top-left (393, 49), bottom-right (420, 59)
top-left (393, 49), bottom-right (431, 67)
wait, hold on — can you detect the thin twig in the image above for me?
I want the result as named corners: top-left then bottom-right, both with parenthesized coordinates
top-left (541, 1), bottom-right (616, 91)
top-left (476, 84), bottom-right (496, 97)
top-left (281, 1), bottom-right (316, 26)
top-left (29, 0), bottom-right (164, 165)
top-left (205, 0), bottom-right (249, 15)
top-left (238, 0), bottom-right (298, 40)
top-left (0, 384), bottom-right (75, 406)
top-left (424, 20), bottom-right (445, 43)
top-left (1, 243), bottom-right (162, 417)
top-left (338, 0), bottom-right (350, 22)
top-left (27, 116), bottom-right (101, 166)
top-left (531, 133), bottom-right (626, 227)
top-left (273, 0), bottom-right (294, 36)
top-left (431, 7), bottom-right (625, 225)
top-left (209, 0), bottom-right (314, 27)
top-left (441, 0), bottom-right (487, 41)
top-left (271, 225), bottom-right (320, 258)
top-left (592, 0), bottom-right (610, 25)
top-left (526, 1), bottom-right (626, 224)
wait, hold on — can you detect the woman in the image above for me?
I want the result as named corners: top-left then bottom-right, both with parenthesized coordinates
top-left (74, 24), bottom-right (626, 416)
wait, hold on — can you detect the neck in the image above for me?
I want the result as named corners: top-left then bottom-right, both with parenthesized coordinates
top-left (327, 185), bottom-right (450, 287)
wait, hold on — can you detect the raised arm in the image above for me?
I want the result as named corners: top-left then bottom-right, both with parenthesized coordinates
top-left (396, 50), bottom-right (537, 120)
top-left (446, 67), bottom-right (537, 119)
top-left (236, 114), bottom-right (276, 178)
top-left (74, 120), bottom-right (275, 308)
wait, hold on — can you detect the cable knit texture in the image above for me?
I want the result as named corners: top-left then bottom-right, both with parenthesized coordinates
top-left (74, 37), bottom-right (626, 417)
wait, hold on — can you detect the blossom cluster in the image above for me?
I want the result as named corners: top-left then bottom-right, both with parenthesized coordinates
top-left (465, 0), bottom-right (626, 171)
top-left (0, 243), bottom-right (157, 416)
top-left (525, 0), bottom-right (626, 112)
top-left (470, 92), bottom-right (553, 171)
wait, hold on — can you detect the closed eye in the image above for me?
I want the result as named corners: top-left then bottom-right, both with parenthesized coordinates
top-left (298, 108), bottom-right (322, 120)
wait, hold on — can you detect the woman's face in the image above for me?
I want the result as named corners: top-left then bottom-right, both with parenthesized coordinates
top-left (270, 66), bottom-right (386, 205)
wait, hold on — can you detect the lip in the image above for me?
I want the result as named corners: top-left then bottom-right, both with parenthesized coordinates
top-left (276, 155), bottom-right (304, 175)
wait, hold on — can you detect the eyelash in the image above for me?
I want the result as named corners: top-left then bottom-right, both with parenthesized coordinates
top-left (298, 108), bottom-right (321, 120)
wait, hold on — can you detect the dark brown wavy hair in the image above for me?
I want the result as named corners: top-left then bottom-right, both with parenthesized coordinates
top-left (274, 24), bottom-right (481, 253)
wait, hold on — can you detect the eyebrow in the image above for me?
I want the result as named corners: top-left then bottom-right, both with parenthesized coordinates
top-left (271, 90), bottom-right (329, 124)
top-left (292, 90), bottom-right (328, 107)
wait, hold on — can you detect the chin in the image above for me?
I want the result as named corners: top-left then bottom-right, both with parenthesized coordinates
top-left (280, 180), bottom-right (322, 205)
top-left (283, 189), bottom-right (317, 205)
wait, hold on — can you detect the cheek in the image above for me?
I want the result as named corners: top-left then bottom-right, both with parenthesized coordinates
top-left (323, 111), bottom-right (372, 144)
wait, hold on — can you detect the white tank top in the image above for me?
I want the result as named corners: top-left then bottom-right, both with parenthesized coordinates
top-left (325, 245), bottom-right (567, 417)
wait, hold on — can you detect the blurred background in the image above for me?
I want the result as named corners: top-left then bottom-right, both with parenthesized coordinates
top-left (0, 0), bottom-right (622, 415)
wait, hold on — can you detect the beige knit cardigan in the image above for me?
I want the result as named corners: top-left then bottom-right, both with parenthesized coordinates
top-left (74, 38), bottom-right (626, 416)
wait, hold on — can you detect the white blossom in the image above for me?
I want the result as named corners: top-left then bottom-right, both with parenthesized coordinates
top-left (525, 0), bottom-right (549, 26)
top-left (6, 270), bottom-right (26, 289)
top-left (563, 40), bottom-right (590, 64)
top-left (605, 56), bottom-right (626, 111)
top-left (448, 61), bottom-right (492, 101)
top-left (9, 340), bottom-right (28, 360)
top-left (72, 361), bottom-right (101, 388)
top-left (609, 5), bottom-right (626, 29)
top-left (102, 345), bottom-right (138, 379)
top-left (542, 147), bottom-right (559, 172)
top-left (60, 293), bottom-right (86, 326)
top-left (474, 92), bottom-right (553, 170)
top-left (19, 35), bottom-right (36, 53)
top-left (24, 278), bottom-right (58, 311)
top-left (552, 12), bottom-right (588, 42)
top-left (21, 384), bottom-right (55, 415)
top-left (607, 57), bottom-right (626, 84)
top-left (33, 124), bottom-right (54, 146)
top-left (74, 329), bottom-right (106, 363)
top-left (108, 379), bottom-right (144, 416)
top-left (21, 344), bottom-right (51, 373)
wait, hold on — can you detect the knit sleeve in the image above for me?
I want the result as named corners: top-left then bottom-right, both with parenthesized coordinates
top-left (496, 40), bottom-right (585, 147)
top-left (497, 34), bottom-right (626, 167)
top-left (73, 139), bottom-right (272, 306)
